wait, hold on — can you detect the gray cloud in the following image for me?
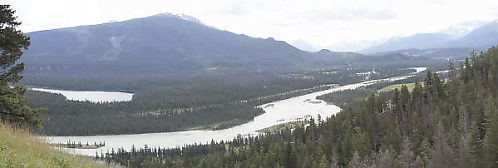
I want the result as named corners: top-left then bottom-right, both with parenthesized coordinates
top-left (309, 8), bottom-right (397, 22)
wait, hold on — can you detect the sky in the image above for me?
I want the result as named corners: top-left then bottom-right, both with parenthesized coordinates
top-left (4, 0), bottom-right (498, 51)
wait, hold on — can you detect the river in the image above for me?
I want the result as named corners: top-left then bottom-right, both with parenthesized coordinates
top-left (46, 67), bottom-right (426, 156)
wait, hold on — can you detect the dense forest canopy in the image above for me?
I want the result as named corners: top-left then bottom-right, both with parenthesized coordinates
top-left (2, 3), bottom-right (497, 168)
top-left (27, 63), bottom-right (443, 136)
top-left (0, 5), bottom-right (44, 129)
top-left (101, 47), bottom-right (498, 168)
top-left (18, 8), bottom-right (457, 136)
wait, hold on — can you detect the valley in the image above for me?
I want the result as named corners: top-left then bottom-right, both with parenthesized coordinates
top-left (26, 63), bottom-right (441, 136)
top-left (1, 3), bottom-right (497, 167)
top-left (46, 66), bottom-right (427, 156)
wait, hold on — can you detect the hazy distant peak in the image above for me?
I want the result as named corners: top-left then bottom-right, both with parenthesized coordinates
top-left (360, 19), bottom-right (498, 53)
top-left (155, 12), bottom-right (202, 24)
top-left (360, 33), bottom-right (456, 53)
top-left (317, 49), bottom-right (333, 54)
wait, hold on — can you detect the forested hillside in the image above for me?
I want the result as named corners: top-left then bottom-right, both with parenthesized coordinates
top-left (101, 47), bottom-right (498, 167)
top-left (21, 12), bottom-right (446, 136)
top-left (28, 64), bottom-right (436, 136)
top-left (21, 13), bottom-right (364, 79)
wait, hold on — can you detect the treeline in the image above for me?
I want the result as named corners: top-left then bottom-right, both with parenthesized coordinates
top-left (27, 91), bottom-right (264, 135)
top-left (316, 77), bottom-right (418, 108)
top-left (27, 64), bottom-right (437, 136)
top-left (100, 47), bottom-right (498, 167)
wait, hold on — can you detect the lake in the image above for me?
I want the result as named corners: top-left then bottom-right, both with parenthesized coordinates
top-left (30, 88), bottom-right (134, 103)
top-left (46, 68), bottom-right (426, 156)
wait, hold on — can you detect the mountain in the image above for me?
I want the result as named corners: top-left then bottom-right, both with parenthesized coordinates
top-left (361, 33), bottom-right (457, 53)
top-left (354, 52), bottom-right (428, 63)
top-left (442, 19), bottom-right (498, 48)
top-left (369, 48), bottom-right (477, 59)
top-left (24, 13), bottom-right (449, 80)
top-left (309, 49), bottom-right (364, 62)
top-left (362, 19), bottom-right (498, 53)
top-left (22, 13), bottom-right (319, 77)
top-left (310, 49), bottom-right (429, 65)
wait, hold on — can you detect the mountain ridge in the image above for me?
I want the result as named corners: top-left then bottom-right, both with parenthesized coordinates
top-left (361, 19), bottom-right (498, 53)
top-left (22, 13), bottom-right (314, 77)
top-left (361, 33), bottom-right (458, 53)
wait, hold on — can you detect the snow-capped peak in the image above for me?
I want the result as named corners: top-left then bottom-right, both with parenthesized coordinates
top-left (157, 12), bottom-right (202, 24)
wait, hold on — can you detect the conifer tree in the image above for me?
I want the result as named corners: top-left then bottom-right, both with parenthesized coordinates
top-left (486, 110), bottom-right (498, 167)
top-left (429, 123), bottom-right (455, 168)
top-left (469, 121), bottom-right (484, 167)
top-left (0, 5), bottom-right (45, 128)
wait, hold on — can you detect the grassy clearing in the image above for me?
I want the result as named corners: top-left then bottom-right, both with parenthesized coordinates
top-left (257, 121), bottom-right (307, 133)
top-left (377, 83), bottom-right (422, 93)
top-left (0, 122), bottom-right (115, 168)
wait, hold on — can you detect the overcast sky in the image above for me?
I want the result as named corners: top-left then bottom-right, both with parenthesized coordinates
top-left (5, 0), bottom-right (498, 51)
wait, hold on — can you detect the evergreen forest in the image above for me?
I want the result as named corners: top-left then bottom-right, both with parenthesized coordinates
top-left (100, 47), bottom-right (498, 168)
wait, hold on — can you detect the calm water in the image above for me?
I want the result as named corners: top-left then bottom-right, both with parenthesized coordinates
top-left (407, 67), bottom-right (427, 74)
top-left (30, 88), bottom-right (134, 103)
top-left (46, 68), bottom-right (426, 156)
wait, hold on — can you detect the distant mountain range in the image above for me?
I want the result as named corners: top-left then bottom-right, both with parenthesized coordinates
top-left (22, 13), bottom-right (493, 78)
top-left (368, 48), bottom-right (478, 60)
top-left (361, 33), bottom-right (457, 53)
top-left (22, 13), bottom-right (361, 78)
top-left (443, 20), bottom-right (498, 48)
top-left (362, 20), bottom-right (498, 53)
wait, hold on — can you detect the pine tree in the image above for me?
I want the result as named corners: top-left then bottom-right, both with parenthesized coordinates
top-left (371, 149), bottom-right (392, 168)
top-left (401, 137), bottom-right (417, 168)
top-left (0, 5), bottom-right (45, 128)
top-left (486, 109), bottom-right (498, 167)
top-left (349, 151), bottom-right (368, 168)
top-left (429, 123), bottom-right (455, 168)
top-left (424, 70), bottom-right (433, 92)
top-left (469, 121), bottom-right (484, 168)
top-left (457, 135), bottom-right (471, 168)
top-left (352, 127), bottom-right (372, 159)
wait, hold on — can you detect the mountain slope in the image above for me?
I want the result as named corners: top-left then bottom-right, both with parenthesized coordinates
top-left (442, 19), bottom-right (498, 48)
top-left (23, 13), bottom-right (311, 77)
top-left (362, 33), bottom-right (456, 53)
top-left (101, 46), bottom-right (498, 168)
top-left (368, 48), bottom-right (477, 59)
top-left (362, 19), bottom-right (498, 53)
